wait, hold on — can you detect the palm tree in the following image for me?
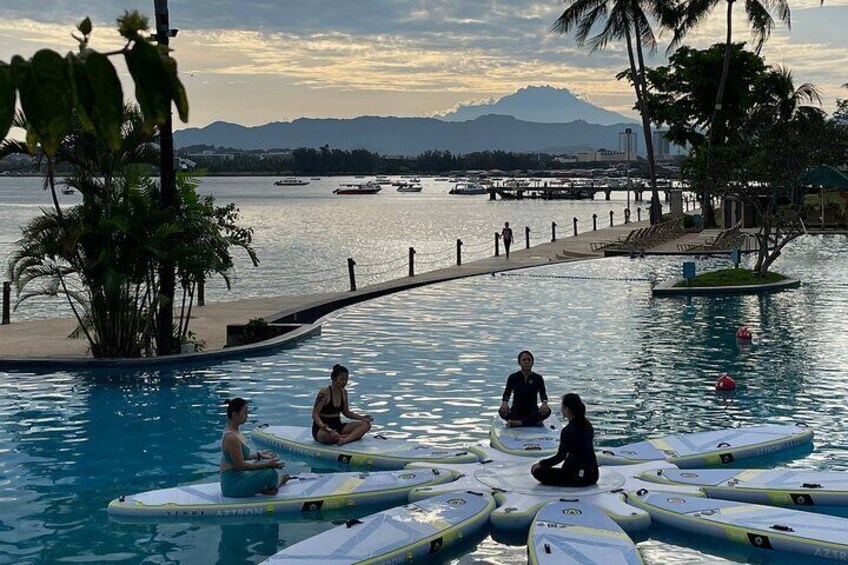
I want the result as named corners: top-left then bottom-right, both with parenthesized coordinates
top-left (553, 0), bottom-right (670, 225)
top-left (672, 0), bottom-right (791, 226)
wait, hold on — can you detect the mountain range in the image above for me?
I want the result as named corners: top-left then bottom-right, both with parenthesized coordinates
top-left (175, 86), bottom-right (641, 156)
top-left (439, 85), bottom-right (635, 126)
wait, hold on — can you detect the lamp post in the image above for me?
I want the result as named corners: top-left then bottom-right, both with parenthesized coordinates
top-left (619, 128), bottom-right (635, 215)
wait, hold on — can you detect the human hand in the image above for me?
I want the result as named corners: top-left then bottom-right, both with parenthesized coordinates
top-left (361, 414), bottom-right (373, 422)
top-left (259, 450), bottom-right (276, 460)
top-left (266, 459), bottom-right (285, 470)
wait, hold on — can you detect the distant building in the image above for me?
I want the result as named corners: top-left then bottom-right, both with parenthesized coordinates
top-left (577, 149), bottom-right (627, 163)
top-left (653, 130), bottom-right (671, 161)
top-left (618, 129), bottom-right (638, 157)
top-left (184, 150), bottom-right (235, 160)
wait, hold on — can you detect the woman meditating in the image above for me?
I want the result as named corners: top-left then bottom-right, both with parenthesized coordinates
top-left (312, 364), bottom-right (373, 446)
top-left (221, 398), bottom-right (288, 497)
top-left (531, 393), bottom-right (599, 487)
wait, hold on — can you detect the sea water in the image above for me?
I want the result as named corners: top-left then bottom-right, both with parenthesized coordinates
top-left (1, 236), bottom-right (847, 563)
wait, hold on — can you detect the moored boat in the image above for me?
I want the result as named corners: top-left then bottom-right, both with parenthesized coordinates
top-left (449, 182), bottom-right (488, 195)
top-left (274, 177), bottom-right (310, 186)
top-left (333, 181), bottom-right (382, 195)
top-left (397, 184), bottom-right (423, 193)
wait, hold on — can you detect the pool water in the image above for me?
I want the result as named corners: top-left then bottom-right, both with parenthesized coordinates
top-left (1, 235), bottom-right (847, 564)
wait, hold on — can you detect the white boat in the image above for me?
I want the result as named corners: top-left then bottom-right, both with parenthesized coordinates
top-left (397, 184), bottom-right (423, 193)
top-left (274, 177), bottom-right (310, 186)
top-left (449, 182), bottom-right (488, 195)
top-left (375, 176), bottom-right (391, 183)
top-left (61, 186), bottom-right (75, 195)
top-left (333, 181), bottom-right (382, 195)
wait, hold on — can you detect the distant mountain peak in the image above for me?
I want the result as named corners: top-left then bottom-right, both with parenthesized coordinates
top-left (438, 85), bottom-right (635, 126)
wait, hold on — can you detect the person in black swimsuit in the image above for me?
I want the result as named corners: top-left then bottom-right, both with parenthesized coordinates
top-left (499, 350), bottom-right (551, 427)
top-left (531, 393), bottom-right (599, 487)
top-left (311, 364), bottom-right (373, 445)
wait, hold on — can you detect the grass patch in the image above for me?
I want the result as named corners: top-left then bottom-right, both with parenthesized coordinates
top-left (674, 268), bottom-right (787, 288)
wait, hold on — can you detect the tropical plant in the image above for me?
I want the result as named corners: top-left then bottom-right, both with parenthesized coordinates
top-left (669, 0), bottom-right (791, 226)
top-left (646, 46), bottom-right (846, 275)
top-left (552, 0), bottom-right (672, 224)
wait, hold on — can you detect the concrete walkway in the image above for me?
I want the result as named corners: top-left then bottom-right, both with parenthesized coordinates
top-left (0, 218), bottom-right (654, 360)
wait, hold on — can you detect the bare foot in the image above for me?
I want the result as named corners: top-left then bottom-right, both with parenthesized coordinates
top-left (278, 474), bottom-right (291, 487)
top-left (259, 486), bottom-right (279, 496)
top-left (507, 420), bottom-right (522, 428)
top-left (337, 435), bottom-right (352, 446)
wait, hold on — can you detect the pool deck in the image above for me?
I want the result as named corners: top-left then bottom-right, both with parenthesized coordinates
top-left (0, 216), bottom-right (720, 362)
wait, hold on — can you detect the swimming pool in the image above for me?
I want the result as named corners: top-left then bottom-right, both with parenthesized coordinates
top-left (1, 235), bottom-right (846, 564)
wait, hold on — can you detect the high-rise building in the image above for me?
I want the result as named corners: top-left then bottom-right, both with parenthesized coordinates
top-left (653, 130), bottom-right (671, 161)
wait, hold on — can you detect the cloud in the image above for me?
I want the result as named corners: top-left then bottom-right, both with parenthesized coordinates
top-left (0, 0), bottom-right (845, 125)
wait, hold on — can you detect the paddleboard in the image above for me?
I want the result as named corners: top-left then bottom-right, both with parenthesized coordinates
top-left (263, 490), bottom-right (496, 564)
top-left (639, 467), bottom-right (848, 506)
top-left (597, 423), bottom-right (813, 467)
top-left (489, 416), bottom-right (560, 457)
top-left (529, 499), bottom-right (644, 565)
top-left (107, 468), bottom-right (459, 519)
top-left (253, 425), bottom-right (485, 469)
top-left (627, 490), bottom-right (848, 561)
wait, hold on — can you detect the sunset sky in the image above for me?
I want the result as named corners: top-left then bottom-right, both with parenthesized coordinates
top-left (0, 1), bottom-right (846, 128)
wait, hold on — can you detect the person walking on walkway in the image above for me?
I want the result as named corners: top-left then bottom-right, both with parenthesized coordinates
top-left (499, 350), bottom-right (551, 427)
top-left (501, 222), bottom-right (514, 259)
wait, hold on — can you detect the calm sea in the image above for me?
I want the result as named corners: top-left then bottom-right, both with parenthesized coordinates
top-left (0, 175), bottom-right (653, 320)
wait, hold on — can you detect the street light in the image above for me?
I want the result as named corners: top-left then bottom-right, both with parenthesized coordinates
top-left (619, 128), bottom-right (635, 214)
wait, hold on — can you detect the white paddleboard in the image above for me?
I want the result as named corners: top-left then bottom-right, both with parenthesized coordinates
top-left (490, 416), bottom-right (560, 457)
top-left (627, 490), bottom-right (848, 561)
top-left (529, 499), bottom-right (643, 565)
top-left (253, 425), bottom-right (485, 469)
top-left (107, 468), bottom-right (458, 519)
top-left (639, 467), bottom-right (848, 506)
top-left (597, 424), bottom-right (813, 467)
top-left (263, 490), bottom-right (496, 564)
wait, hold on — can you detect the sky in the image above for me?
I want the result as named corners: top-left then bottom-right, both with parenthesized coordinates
top-left (0, 0), bottom-right (846, 129)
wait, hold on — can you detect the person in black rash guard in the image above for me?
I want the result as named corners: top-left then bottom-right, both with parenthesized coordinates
top-left (531, 393), bottom-right (599, 487)
top-left (498, 350), bottom-right (551, 427)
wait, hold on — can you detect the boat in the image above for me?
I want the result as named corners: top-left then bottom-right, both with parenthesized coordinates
top-left (449, 182), bottom-right (488, 195)
top-left (274, 178), bottom-right (310, 186)
top-left (333, 181), bottom-right (382, 195)
top-left (397, 184), bottom-right (423, 193)
top-left (434, 178), bottom-right (449, 182)
top-left (60, 186), bottom-right (75, 195)
top-left (310, 177), bottom-right (321, 180)
top-left (375, 176), bottom-right (391, 183)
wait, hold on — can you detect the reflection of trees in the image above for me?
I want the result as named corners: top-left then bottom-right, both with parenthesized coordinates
top-left (1, 367), bottom-right (228, 563)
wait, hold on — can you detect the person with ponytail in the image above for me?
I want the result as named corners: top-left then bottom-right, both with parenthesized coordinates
top-left (530, 393), bottom-right (599, 487)
top-left (221, 398), bottom-right (289, 497)
top-left (312, 364), bottom-right (373, 446)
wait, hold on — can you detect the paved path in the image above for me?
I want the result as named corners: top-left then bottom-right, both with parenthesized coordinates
top-left (0, 218), bottom-right (657, 359)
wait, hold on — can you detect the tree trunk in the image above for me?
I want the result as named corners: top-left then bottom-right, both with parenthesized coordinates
top-left (704, 0), bottom-right (735, 228)
top-left (632, 23), bottom-right (662, 225)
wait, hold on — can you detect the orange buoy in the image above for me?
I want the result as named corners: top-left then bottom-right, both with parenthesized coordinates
top-left (735, 326), bottom-right (753, 341)
top-left (715, 374), bottom-right (737, 391)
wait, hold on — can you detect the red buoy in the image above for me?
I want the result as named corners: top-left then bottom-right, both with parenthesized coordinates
top-left (736, 326), bottom-right (753, 341)
top-left (715, 374), bottom-right (737, 391)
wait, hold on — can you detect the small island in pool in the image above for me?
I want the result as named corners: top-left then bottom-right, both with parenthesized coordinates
top-left (673, 268), bottom-right (787, 288)
top-left (653, 268), bottom-right (800, 296)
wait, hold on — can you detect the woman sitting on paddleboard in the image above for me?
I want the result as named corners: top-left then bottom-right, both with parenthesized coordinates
top-left (531, 393), bottom-right (599, 487)
top-left (221, 398), bottom-right (289, 497)
top-left (312, 364), bottom-right (373, 446)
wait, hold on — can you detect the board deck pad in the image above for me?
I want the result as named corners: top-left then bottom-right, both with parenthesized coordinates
top-left (253, 425), bottom-right (484, 469)
top-left (597, 424), bottom-right (813, 467)
top-left (628, 491), bottom-right (848, 559)
top-left (490, 416), bottom-right (561, 456)
top-left (263, 491), bottom-right (496, 564)
top-left (107, 468), bottom-right (457, 518)
top-left (529, 500), bottom-right (643, 564)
